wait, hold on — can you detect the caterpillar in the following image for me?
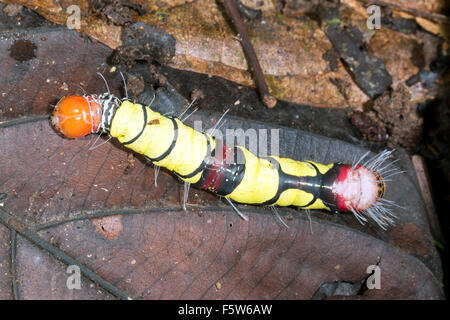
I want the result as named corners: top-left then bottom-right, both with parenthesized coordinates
top-left (50, 91), bottom-right (399, 230)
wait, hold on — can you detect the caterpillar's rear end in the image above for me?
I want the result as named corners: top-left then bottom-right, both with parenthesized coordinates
top-left (51, 94), bottom-right (397, 230)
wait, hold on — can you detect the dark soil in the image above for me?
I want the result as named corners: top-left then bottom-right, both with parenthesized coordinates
top-left (8, 39), bottom-right (36, 62)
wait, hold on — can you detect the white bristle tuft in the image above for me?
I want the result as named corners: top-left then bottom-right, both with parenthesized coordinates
top-left (351, 149), bottom-right (402, 229)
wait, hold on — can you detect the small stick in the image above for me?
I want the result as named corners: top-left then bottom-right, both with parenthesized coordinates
top-left (358, 0), bottom-right (450, 24)
top-left (10, 229), bottom-right (19, 300)
top-left (223, 0), bottom-right (277, 108)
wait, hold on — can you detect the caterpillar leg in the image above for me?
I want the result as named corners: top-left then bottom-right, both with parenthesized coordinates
top-left (305, 209), bottom-right (313, 234)
top-left (178, 98), bottom-right (197, 120)
top-left (119, 71), bottom-right (129, 100)
top-left (154, 165), bottom-right (160, 187)
top-left (270, 206), bottom-right (288, 228)
top-left (96, 72), bottom-right (111, 95)
top-left (183, 181), bottom-right (190, 211)
top-left (89, 133), bottom-right (111, 151)
top-left (208, 109), bottom-right (230, 137)
top-left (181, 107), bottom-right (198, 123)
top-left (225, 197), bottom-right (249, 222)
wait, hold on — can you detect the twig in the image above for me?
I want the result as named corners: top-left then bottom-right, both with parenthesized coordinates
top-left (0, 208), bottom-right (132, 300)
top-left (10, 229), bottom-right (19, 300)
top-left (223, 0), bottom-right (277, 108)
top-left (358, 0), bottom-right (450, 24)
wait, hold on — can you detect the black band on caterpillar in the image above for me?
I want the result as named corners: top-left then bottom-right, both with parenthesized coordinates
top-left (122, 104), bottom-right (148, 146)
top-left (177, 136), bottom-right (212, 180)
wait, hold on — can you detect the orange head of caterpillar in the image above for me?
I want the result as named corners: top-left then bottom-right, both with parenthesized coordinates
top-left (51, 95), bottom-right (103, 138)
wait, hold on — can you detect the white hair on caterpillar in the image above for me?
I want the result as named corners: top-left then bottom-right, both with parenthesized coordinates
top-left (348, 149), bottom-right (403, 230)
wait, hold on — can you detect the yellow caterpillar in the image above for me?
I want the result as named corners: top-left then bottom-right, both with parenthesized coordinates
top-left (51, 93), bottom-right (396, 229)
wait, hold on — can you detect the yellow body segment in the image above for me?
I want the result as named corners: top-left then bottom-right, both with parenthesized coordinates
top-left (271, 157), bottom-right (333, 210)
top-left (227, 153), bottom-right (333, 209)
top-left (226, 147), bottom-right (279, 204)
top-left (109, 101), bottom-right (334, 211)
top-left (110, 101), bottom-right (213, 184)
